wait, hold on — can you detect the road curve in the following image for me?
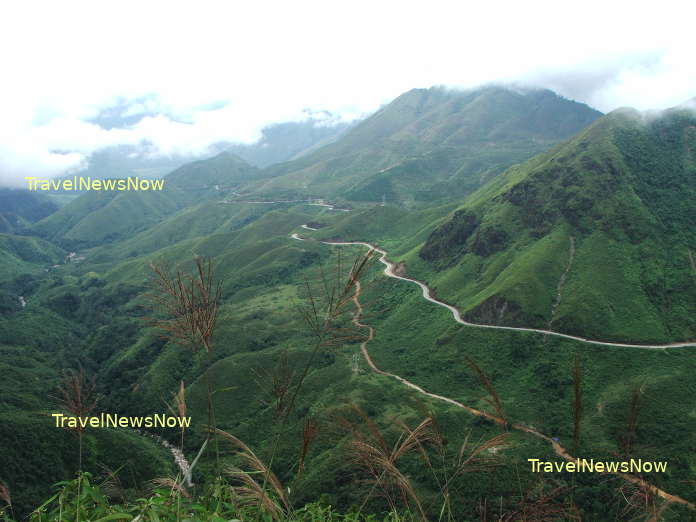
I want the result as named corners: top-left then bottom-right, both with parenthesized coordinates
top-left (349, 278), bottom-right (696, 512)
top-left (293, 232), bottom-right (696, 350)
top-left (223, 199), bottom-right (351, 211)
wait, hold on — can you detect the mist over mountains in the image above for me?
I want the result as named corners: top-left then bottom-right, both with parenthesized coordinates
top-left (417, 103), bottom-right (696, 341)
top-left (2, 0), bottom-right (696, 517)
top-left (36, 117), bottom-right (353, 196)
top-left (251, 86), bottom-right (602, 203)
top-left (1, 83), bottom-right (695, 519)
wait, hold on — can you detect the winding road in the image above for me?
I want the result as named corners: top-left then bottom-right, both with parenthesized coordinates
top-left (349, 277), bottom-right (696, 512)
top-left (292, 232), bottom-right (696, 350)
top-left (291, 226), bottom-right (696, 510)
top-left (223, 199), bottom-right (351, 211)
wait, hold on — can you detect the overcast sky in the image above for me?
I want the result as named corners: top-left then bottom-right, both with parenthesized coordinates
top-left (1, 0), bottom-right (695, 187)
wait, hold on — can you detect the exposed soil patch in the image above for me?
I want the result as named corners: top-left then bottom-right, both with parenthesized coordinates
top-left (548, 236), bottom-right (576, 329)
top-left (392, 261), bottom-right (407, 277)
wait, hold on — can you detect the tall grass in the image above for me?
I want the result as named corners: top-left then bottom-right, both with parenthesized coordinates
top-left (298, 417), bottom-right (319, 477)
top-left (216, 427), bottom-right (291, 520)
top-left (340, 408), bottom-right (435, 520)
top-left (54, 368), bottom-right (100, 471)
top-left (252, 351), bottom-right (297, 417)
top-left (165, 379), bottom-right (188, 453)
top-left (572, 353), bottom-right (582, 455)
top-left (52, 368), bottom-right (100, 522)
top-left (253, 250), bottom-right (376, 520)
top-left (147, 256), bottom-right (223, 472)
top-left (465, 357), bottom-right (506, 425)
top-left (334, 405), bottom-right (512, 521)
top-left (147, 257), bottom-right (222, 356)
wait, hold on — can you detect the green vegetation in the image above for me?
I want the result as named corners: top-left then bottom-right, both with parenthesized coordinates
top-left (249, 86), bottom-right (601, 204)
top-left (0, 189), bottom-right (58, 234)
top-left (410, 107), bottom-right (696, 342)
top-left (31, 152), bottom-right (259, 248)
top-left (1, 89), bottom-right (695, 520)
top-left (0, 234), bottom-right (65, 281)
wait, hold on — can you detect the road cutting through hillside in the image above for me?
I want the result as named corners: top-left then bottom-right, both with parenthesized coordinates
top-left (294, 228), bottom-right (696, 508)
top-left (291, 231), bottom-right (696, 350)
top-left (349, 277), bottom-right (696, 512)
top-left (222, 198), bottom-right (351, 211)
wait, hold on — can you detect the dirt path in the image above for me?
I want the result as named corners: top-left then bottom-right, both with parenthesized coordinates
top-left (349, 278), bottom-right (696, 512)
top-left (295, 233), bottom-right (696, 349)
top-left (548, 236), bottom-right (575, 329)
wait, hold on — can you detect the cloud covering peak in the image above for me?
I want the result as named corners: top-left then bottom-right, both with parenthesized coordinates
top-left (1, 0), bottom-right (695, 186)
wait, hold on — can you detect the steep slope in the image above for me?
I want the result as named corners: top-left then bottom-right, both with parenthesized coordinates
top-left (164, 150), bottom-right (259, 188)
top-left (413, 105), bottom-right (696, 342)
top-left (226, 118), bottom-right (352, 167)
top-left (0, 189), bottom-right (59, 233)
top-left (0, 234), bottom-right (65, 283)
top-left (249, 86), bottom-right (601, 204)
top-left (3, 100), bottom-right (696, 517)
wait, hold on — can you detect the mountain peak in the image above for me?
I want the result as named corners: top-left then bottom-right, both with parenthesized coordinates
top-left (253, 85), bottom-right (602, 204)
top-left (418, 104), bottom-right (695, 342)
top-left (166, 150), bottom-right (258, 189)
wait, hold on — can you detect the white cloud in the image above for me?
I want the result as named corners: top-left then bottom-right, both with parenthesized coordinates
top-left (1, 0), bottom-right (695, 186)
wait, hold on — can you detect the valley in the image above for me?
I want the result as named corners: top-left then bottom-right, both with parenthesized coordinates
top-left (1, 85), bottom-right (695, 520)
top-left (348, 278), bottom-right (695, 511)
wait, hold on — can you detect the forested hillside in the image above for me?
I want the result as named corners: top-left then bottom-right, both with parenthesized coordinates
top-left (248, 86), bottom-right (601, 204)
top-left (1, 90), bottom-right (695, 521)
top-left (410, 106), bottom-right (696, 342)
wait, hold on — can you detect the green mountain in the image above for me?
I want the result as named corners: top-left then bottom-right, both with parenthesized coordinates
top-left (48, 118), bottom-right (351, 197)
top-left (3, 90), bottom-right (696, 519)
top-left (411, 105), bottom-right (696, 342)
top-left (0, 189), bottom-right (58, 233)
top-left (28, 87), bottom-right (600, 249)
top-left (0, 233), bottom-right (65, 283)
top-left (164, 149), bottom-right (259, 188)
top-left (31, 152), bottom-right (258, 247)
top-left (249, 86), bottom-right (601, 204)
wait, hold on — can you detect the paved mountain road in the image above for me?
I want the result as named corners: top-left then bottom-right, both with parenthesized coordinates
top-left (349, 280), bottom-right (696, 512)
top-left (293, 232), bottom-right (696, 350)
top-left (291, 228), bottom-right (696, 510)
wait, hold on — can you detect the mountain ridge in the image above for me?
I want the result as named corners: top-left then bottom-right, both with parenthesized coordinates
top-left (411, 104), bottom-right (696, 342)
top-left (247, 85), bottom-right (602, 204)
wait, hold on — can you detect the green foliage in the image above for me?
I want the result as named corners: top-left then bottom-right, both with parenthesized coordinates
top-left (13, 473), bottom-right (414, 521)
top-left (413, 108), bottom-right (696, 342)
top-left (2, 93), bottom-right (695, 521)
top-left (0, 189), bottom-right (58, 234)
top-left (0, 234), bottom-right (65, 281)
top-left (252, 86), bottom-right (601, 204)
